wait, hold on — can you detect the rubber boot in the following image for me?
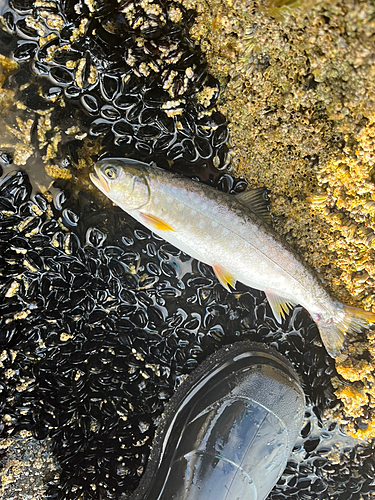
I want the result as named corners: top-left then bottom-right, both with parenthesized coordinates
top-left (131, 341), bottom-right (305, 500)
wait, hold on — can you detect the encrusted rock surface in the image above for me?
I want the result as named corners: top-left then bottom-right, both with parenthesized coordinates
top-left (180, 0), bottom-right (375, 439)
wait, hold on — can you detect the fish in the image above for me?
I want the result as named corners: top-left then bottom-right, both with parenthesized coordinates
top-left (90, 158), bottom-right (375, 359)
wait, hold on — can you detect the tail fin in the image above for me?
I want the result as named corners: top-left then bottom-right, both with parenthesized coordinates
top-left (317, 305), bottom-right (375, 359)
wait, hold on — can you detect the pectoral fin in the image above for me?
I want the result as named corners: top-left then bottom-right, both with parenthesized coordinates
top-left (212, 264), bottom-right (236, 292)
top-left (265, 291), bottom-right (295, 323)
top-left (139, 213), bottom-right (176, 232)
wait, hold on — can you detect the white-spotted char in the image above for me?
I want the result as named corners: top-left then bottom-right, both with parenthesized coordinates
top-left (90, 158), bottom-right (375, 359)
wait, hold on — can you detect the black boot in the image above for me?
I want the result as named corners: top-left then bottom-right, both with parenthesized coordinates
top-left (132, 341), bottom-right (305, 500)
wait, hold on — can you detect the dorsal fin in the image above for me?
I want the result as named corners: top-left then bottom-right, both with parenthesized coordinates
top-left (236, 188), bottom-right (271, 224)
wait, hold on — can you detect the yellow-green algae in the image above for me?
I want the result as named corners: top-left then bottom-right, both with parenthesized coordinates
top-left (179, 0), bottom-right (375, 439)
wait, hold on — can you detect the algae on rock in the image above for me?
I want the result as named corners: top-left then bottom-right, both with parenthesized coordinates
top-left (180, 0), bottom-right (375, 438)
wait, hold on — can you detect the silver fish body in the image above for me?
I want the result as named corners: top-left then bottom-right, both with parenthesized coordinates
top-left (90, 158), bottom-right (375, 358)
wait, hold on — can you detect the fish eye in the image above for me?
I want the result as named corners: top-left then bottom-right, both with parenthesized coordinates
top-left (104, 166), bottom-right (118, 179)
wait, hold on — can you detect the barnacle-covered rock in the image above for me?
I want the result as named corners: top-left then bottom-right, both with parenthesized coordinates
top-left (0, 435), bottom-right (58, 499)
top-left (180, 0), bottom-right (375, 439)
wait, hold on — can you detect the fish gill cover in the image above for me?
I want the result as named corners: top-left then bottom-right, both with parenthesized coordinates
top-left (0, 0), bottom-right (373, 499)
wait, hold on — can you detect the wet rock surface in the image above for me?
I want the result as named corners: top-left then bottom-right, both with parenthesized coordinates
top-left (0, 0), bottom-right (373, 499)
top-left (0, 435), bottom-right (58, 500)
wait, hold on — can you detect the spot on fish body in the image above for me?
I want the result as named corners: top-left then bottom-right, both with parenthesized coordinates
top-left (153, 193), bottom-right (161, 204)
top-left (198, 219), bottom-right (206, 230)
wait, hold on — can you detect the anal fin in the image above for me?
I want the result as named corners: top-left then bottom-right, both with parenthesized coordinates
top-left (265, 291), bottom-right (295, 323)
top-left (212, 264), bottom-right (236, 292)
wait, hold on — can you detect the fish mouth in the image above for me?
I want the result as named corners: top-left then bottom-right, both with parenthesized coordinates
top-left (90, 166), bottom-right (110, 194)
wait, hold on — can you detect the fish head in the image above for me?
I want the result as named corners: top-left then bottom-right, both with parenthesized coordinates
top-left (90, 158), bottom-right (151, 210)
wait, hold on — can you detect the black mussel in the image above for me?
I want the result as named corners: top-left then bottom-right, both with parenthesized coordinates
top-left (143, 88), bottom-right (169, 107)
top-left (136, 125), bottom-right (160, 141)
top-left (90, 118), bottom-right (112, 136)
top-left (14, 184), bottom-right (31, 205)
top-left (64, 85), bottom-right (81, 99)
top-left (232, 178), bottom-right (248, 193)
top-left (90, 0), bottom-right (119, 18)
top-left (33, 193), bottom-right (48, 212)
top-left (179, 112), bottom-right (196, 136)
top-left (24, 250), bottom-right (44, 271)
top-left (38, 38), bottom-right (60, 65)
top-left (100, 73), bottom-right (121, 102)
top-left (218, 173), bottom-right (234, 193)
top-left (114, 94), bottom-right (139, 110)
top-left (112, 120), bottom-right (134, 137)
top-left (86, 227), bottom-right (107, 247)
top-left (0, 197), bottom-right (17, 213)
top-left (0, 152), bottom-right (12, 168)
top-left (64, 140), bottom-right (81, 165)
top-left (156, 111), bottom-right (175, 134)
top-left (154, 133), bottom-right (176, 152)
top-left (104, 246), bottom-right (124, 259)
top-left (81, 93), bottom-right (100, 114)
top-left (49, 66), bottom-right (74, 86)
top-left (194, 136), bottom-right (212, 159)
top-left (127, 102), bottom-right (144, 124)
top-left (181, 138), bottom-right (198, 162)
top-left (109, 258), bottom-right (129, 279)
top-left (101, 105), bottom-right (121, 121)
top-left (15, 19), bottom-right (39, 40)
top-left (135, 141), bottom-right (152, 155)
top-left (13, 41), bottom-right (37, 61)
top-left (88, 309), bottom-right (107, 324)
top-left (62, 209), bottom-right (79, 227)
top-left (212, 125), bottom-right (229, 148)
top-left (139, 108), bottom-right (157, 125)
top-left (166, 142), bottom-right (184, 160)
top-left (53, 49), bottom-right (81, 67)
top-left (9, 0), bottom-right (34, 13)
top-left (115, 134), bottom-right (134, 147)
top-left (32, 61), bottom-right (49, 77)
top-left (72, 274), bottom-right (91, 290)
top-left (54, 191), bottom-right (67, 211)
top-left (215, 143), bottom-right (230, 170)
top-left (131, 309), bottom-right (148, 328)
top-left (2, 12), bottom-right (15, 33)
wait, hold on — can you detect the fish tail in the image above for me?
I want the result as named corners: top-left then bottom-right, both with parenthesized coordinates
top-left (317, 304), bottom-right (375, 359)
